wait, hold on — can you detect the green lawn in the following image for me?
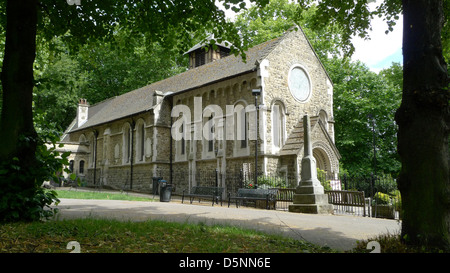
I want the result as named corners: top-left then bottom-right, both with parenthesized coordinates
top-left (54, 188), bottom-right (156, 202)
top-left (1, 188), bottom-right (427, 253)
top-left (0, 189), bottom-right (342, 253)
top-left (0, 218), bottom-right (338, 253)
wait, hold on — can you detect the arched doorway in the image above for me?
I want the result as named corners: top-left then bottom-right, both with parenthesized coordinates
top-left (313, 147), bottom-right (331, 178)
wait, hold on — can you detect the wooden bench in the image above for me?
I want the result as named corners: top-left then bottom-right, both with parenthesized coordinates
top-left (182, 186), bottom-right (224, 206)
top-left (273, 188), bottom-right (296, 210)
top-left (325, 190), bottom-right (366, 217)
top-left (228, 188), bottom-right (278, 210)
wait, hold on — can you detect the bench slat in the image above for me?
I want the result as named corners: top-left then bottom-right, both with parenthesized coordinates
top-left (325, 190), bottom-right (366, 217)
top-left (182, 186), bottom-right (224, 206)
top-left (228, 188), bottom-right (278, 210)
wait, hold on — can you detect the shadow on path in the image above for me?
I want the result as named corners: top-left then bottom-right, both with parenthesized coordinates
top-left (53, 198), bottom-right (401, 251)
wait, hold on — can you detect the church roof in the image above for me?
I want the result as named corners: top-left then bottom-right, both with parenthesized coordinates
top-left (280, 116), bottom-right (340, 159)
top-left (68, 33), bottom-right (286, 133)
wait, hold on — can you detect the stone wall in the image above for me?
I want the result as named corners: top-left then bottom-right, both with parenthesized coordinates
top-left (262, 29), bottom-right (335, 154)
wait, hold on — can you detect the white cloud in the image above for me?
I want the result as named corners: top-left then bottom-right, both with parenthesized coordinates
top-left (351, 4), bottom-right (403, 72)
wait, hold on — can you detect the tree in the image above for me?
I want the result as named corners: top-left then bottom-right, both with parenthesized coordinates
top-left (299, 0), bottom-right (449, 249)
top-left (329, 59), bottom-right (402, 176)
top-left (32, 27), bottom-right (190, 133)
top-left (396, 0), bottom-right (449, 249)
top-left (33, 37), bottom-right (88, 133)
top-left (75, 28), bottom-right (189, 105)
top-left (0, 0), bottom-right (266, 222)
top-left (234, 0), bottom-right (403, 176)
top-left (234, 0), bottom-right (343, 59)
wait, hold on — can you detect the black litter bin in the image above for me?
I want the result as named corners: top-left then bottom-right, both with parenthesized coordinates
top-left (159, 180), bottom-right (172, 202)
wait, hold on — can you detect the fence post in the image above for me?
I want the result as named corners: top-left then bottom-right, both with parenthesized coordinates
top-left (215, 168), bottom-right (219, 188)
top-left (343, 173), bottom-right (347, 190)
top-left (239, 169), bottom-right (243, 188)
top-left (371, 173), bottom-right (376, 218)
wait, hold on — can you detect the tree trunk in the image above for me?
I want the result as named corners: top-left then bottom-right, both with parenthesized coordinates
top-left (395, 0), bottom-right (450, 249)
top-left (0, 0), bottom-right (38, 219)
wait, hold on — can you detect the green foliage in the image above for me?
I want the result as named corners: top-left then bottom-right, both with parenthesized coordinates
top-left (75, 29), bottom-right (189, 105)
top-left (257, 175), bottom-right (286, 188)
top-left (372, 192), bottom-right (392, 205)
top-left (243, 175), bottom-right (287, 188)
top-left (372, 189), bottom-right (402, 209)
top-left (390, 189), bottom-right (402, 211)
top-left (234, 0), bottom-right (403, 176)
top-left (0, 142), bottom-right (62, 222)
top-left (353, 233), bottom-right (447, 253)
top-left (326, 58), bottom-right (402, 175)
top-left (33, 37), bottom-right (87, 132)
top-left (0, 111), bottom-right (66, 222)
top-left (317, 168), bottom-right (332, 190)
top-left (234, 0), bottom-right (344, 59)
top-left (32, 28), bottom-right (190, 132)
top-left (297, 0), bottom-right (402, 57)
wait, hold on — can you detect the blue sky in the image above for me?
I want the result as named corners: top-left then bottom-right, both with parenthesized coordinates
top-left (370, 48), bottom-right (403, 71)
top-left (350, 2), bottom-right (403, 73)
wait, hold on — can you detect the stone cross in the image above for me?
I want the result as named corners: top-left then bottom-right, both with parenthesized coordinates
top-left (298, 114), bottom-right (323, 192)
top-left (289, 114), bottom-right (333, 214)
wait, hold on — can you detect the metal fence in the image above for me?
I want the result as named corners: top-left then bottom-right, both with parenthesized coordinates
top-left (63, 167), bottom-right (401, 219)
top-left (326, 173), bottom-right (401, 219)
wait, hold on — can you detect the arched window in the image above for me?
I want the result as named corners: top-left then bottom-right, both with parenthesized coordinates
top-left (89, 134), bottom-right (96, 168)
top-left (319, 110), bottom-right (328, 132)
top-left (79, 160), bottom-right (85, 174)
top-left (69, 160), bottom-right (74, 173)
top-left (79, 134), bottom-right (87, 144)
top-left (122, 123), bottom-right (132, 164)
top-left (202, 112), bottom-right (215, 157)
top-left (272, 102), bottom-right (286, 150)
top-left (232, 101), bottom-right (251, 156)
top-left (181, 123), bottom-right (185, 155)
top-left (234, 103), bottom-right (247, 148)
top-left (136, 120), bottom-right (146, 162)
top-left (175, 116), bottom-right (187, 161)
top-left (202, 104), bottom-right (222, 159)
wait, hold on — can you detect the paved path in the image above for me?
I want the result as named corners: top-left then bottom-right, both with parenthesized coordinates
top-left (53, 196), bottom-right (401, 251)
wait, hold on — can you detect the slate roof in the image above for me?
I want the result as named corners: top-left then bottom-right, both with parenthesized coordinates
top-left (279, 116), bottom-right (318, 156)
top-left (68, 33), bottom-right (286, 133)
top-left (280, 116), bottom-right (340, 159)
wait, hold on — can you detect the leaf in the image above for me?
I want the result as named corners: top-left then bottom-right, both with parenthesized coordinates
top-left (69, 173), bottom-right (77, 180)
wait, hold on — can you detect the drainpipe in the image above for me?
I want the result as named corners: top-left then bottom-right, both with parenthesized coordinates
top-left (130, 120), bottom-right (136, 190)
top-left (169, 97), bottom-right (173, 185)
top-left (93, 129), bottom-right (99, 185)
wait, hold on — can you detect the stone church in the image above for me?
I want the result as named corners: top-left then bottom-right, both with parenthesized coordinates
top-left (60, 26), bottom-right (340, 194)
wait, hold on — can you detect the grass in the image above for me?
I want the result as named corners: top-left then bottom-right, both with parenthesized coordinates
top-left (53, 188), bottom-right (156, 202)
top-left (352, 233), bottom-right (448, 253)
top-left (0, 218), bottom-right (337, 253)
top-left (6, 188), bottom-right (441, 253)
top-left (0, 188), bottom-right (337, 253)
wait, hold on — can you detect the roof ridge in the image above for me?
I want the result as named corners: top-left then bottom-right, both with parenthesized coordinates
top-left (255, 28), bottom-right (291, 62)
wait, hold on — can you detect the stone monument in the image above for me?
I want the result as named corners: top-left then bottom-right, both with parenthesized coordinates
top-left (289, 115), bottom-right (334, 214)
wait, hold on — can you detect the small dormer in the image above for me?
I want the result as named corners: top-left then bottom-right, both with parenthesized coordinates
top-left (185, 36), bottom-right (231, 69)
